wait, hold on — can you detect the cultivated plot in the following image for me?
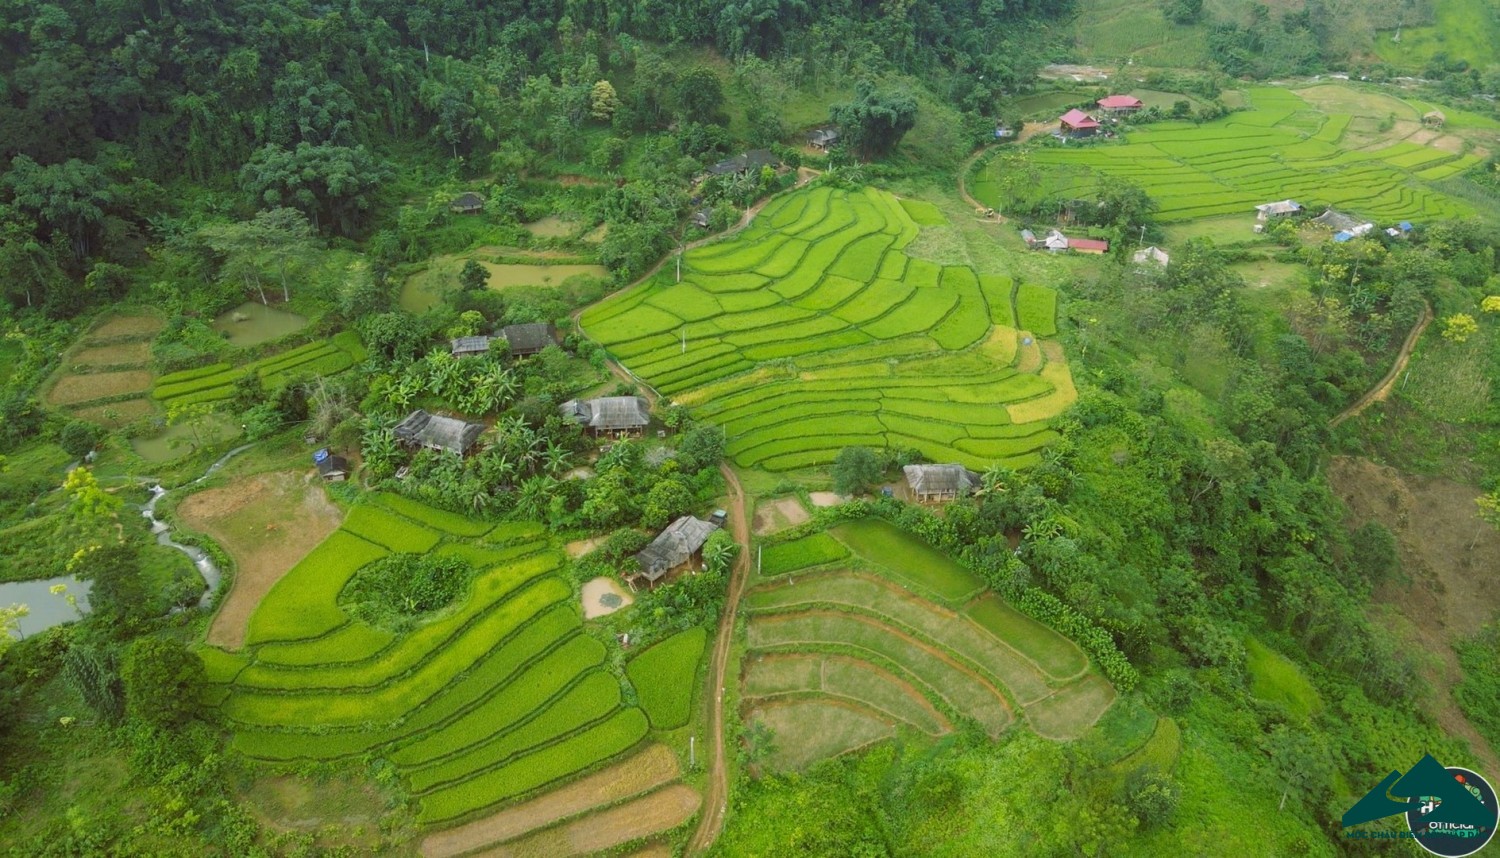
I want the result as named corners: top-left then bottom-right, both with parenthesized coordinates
top-left (199, 496), bottom-right (680, 850)
top-left (580, 186), bottom-right (1072, 471)
top-left (976, 87), bottom-right (1477, 225)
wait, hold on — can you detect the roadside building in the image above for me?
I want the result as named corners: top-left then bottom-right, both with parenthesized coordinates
top-left (1059, 109), bottom-right (1101, 137)
top-left (633, 515), bottom-right (719, 586)
top-left (560, 396), bottom-right (652, 437)
top-left (1096, 95), bottom-right (1144, 115)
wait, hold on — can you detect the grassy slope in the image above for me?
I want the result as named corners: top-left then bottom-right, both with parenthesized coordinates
top-left (1374, 0), bottom-right (1500, 70)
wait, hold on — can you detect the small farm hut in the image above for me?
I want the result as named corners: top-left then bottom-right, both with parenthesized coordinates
top-left (904, 464), bottom-right (981, 503)
top-left (808, 128), bottom-right (840, 149)
top-left (561, 396), bottom-right (652, 437)
top-left (633, 515), bottom-right (719, 585)
top-left (692, 210), bottom-right (711, 228)
top-left (450, 192), bottom-right (484, 214)
top-left (496, 323), bottom-right (556, 357)
top-left (313, 448), bottom-right (350, 481)
top-left (1133, 246), bottom-right (1170, 267)
top-left (1044, 229), bottom-right (1070, 253)
top-left (1097, 95), bottom-right (1143, 115)
top-left (1423, 110), bottom-right (1446, 129)
top-left (450, 335), bottom-right (493, 358)
top-left (1020, 228), bottom-right (1039, 248)
top-left (394, 410), bottom-right (486, 455)
top-left (1059, 109), bottom-right (1100, 136)
top-left (1069, 237), bottom-right (1110, 254)
top-left (1255, 199), bottom-right (1303, 220)
top-left (1313, 208), bottom-right (1371, 234)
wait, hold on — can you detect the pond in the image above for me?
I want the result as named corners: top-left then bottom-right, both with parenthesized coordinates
top-left (0, 575), bottom-right (91, 638)
top-left (523, 215), bottom-right (574, 238)
top-left (213, 301), bottom-right (310, 347)
top-left (581, 576), bottom-right (633, 619)
top-left (131, 415), bottom-right (243, 463)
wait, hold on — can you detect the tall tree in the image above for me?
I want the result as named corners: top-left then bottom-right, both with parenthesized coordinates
top-left (830, 81), bottom-right (918, 160)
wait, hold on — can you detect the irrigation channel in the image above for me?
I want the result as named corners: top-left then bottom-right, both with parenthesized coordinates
top-left (0, 443), bottom-right (257, 639)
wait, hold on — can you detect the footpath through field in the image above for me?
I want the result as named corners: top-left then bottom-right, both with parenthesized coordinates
top-left (1329, 302), bottom-right (1433, 428)
top-left (685, 463), bottom-right (751, 856)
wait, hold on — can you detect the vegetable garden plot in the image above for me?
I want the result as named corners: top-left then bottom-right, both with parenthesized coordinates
top-left (581, 186), bottom-right (1075, 470)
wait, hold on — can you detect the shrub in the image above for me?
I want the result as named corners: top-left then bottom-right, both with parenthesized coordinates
top-left (58, 420), bottom-right (101, 458)
top-left (626, 627), bottom-right (708, 729)
top-left (342, 553), bottom-right (475, 632)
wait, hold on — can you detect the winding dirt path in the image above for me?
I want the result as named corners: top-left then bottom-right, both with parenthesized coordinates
top-left (685, 463), bottom-right (751, 856)
top-left (1329, 302), bottom-right (1433, 428)
top-left (956, 146), bottom-right (1007, 222)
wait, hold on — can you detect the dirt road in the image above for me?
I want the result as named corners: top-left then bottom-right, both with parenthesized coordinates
top-left (685, 463), bottom-right (752, 855)
top-left (1329, 302), bottom-right (1433, 428)
top-left (956, 147), bottom-right (1007, 223)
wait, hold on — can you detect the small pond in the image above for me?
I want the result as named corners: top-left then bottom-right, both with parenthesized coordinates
top-left (213, 301), bottom-right (310, 347)
top-left (131, 416), bottom-right (243, 463)
top-left (523, 215), bottom-right (574, 238)
top-left (0, 576), bottom-right (91, 638)
top-left (582, 576), bottom-right (633, 619)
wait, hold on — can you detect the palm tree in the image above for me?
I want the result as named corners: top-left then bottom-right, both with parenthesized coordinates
top-left (515, 476), bottom-right (555, 520)
top-left (702, 532), bottom-right (739, 575)
top-left (543, 442), bottom-right (572, 476)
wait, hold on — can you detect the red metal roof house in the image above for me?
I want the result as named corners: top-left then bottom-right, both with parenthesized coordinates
top-left (1097, 95), bottom-right (1144, 114)
top-left (1059, 109), bottom-right (1100, 136)
top-left (1069, 237), bottom-right (1110, 254)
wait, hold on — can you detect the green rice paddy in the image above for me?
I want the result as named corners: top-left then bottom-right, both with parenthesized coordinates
top-left (580, 186), bottom-right (1073, 471)
top-left (975, 87), bottom-right (1477, 225)
top-left (202, 496), bottom-right (650, 829)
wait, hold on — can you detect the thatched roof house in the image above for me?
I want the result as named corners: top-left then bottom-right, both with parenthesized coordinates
top-left (393, 409), bottom-right (486, 455)
top-left (497, 323), bottom-right (556, 357)
top-left (634, 515), bottom-right (719, 583)
top-left (808, 128), bottom-right (840, 149)
top-left (904, 463), bottom-right (980, 502)
top-left (561, 396), bottom-right (652, 436)
top-left (450, 192), bottom-right (484, 214)
top-left (450, 335), bottom-right (493, 358)
top-left (706, 149), bottom-right (780, 176)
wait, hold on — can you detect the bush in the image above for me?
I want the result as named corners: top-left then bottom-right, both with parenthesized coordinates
top-left (343, 553), bottom-right (475, 632)
top-left (58, 420), bottom-right (101, 458)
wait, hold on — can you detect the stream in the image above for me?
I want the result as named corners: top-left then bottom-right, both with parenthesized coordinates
top-left (1, 443), bottom-right (257, 638)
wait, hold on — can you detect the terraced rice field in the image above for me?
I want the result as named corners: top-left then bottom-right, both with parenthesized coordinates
top-left (199, 496), bottom-right (685, 848)
top-left (975, 87), bottom-right (1477, 224)
top-left (579, 186), bottom-right (1073, 471)
top-left (739, 527), bottom-right (1114, 767)
top-left (45, 314), bottom-right (164, 426)
top-left (151, 331), bottom-right (368, 408)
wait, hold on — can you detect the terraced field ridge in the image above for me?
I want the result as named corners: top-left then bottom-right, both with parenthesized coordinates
top-left (197, 494), bottom-right (676, 848)
top-left (738, 525), bottom-right (1116, 769)
top-left (579, 185), bottom-right (1074, 471)
top-left (975, 86), bottom-right (1476, 224)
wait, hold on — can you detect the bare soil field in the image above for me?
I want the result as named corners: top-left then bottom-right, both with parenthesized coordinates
top-left (807, 491), bottom-right (845, 508)
top-left (88, 314), bottom-right (163, 340)
top-left (69, 341), bottom-right (151, 367)
top-left (45, 369), bottom-right (153, 406)
top-left (752, 496), bottom-right (810, 535)
top-left (67, 398), bottom-right (155, 428)
top-left (419, 744), bottom-right (681, 858)
top-left (564, 535), bottom-right (605, 557)
top-left (482, 786), bottom-right (701, 857)
top-left (1326, 456), bottom-right (1500, 771)
top-left (179, 470), bottom-right (344, 649)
